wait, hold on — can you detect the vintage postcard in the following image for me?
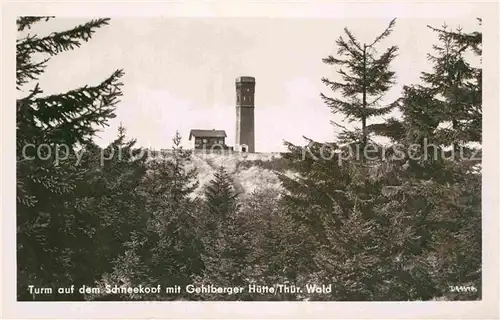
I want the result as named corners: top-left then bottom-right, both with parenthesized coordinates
top-left (2, 1), bottom-right (499, 319)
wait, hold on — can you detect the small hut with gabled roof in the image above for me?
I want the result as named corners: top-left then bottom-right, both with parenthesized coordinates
top-left (189, 129), bottom-right (231, 150)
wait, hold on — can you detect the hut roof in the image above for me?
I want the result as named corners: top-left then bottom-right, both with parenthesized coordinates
top-left (189, 129), bottom-right (227, 140)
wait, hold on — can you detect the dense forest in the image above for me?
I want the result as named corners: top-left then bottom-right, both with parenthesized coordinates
top-left (16, 17), bottom-right (482, 301)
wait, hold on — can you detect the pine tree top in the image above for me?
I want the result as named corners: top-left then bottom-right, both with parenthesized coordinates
top-left (17, 17), bottom-right (124, 146)
top-left (320, 18), bottom-right (400, 146)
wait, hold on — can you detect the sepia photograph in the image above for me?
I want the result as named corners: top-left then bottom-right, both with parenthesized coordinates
top-left (3, 1), bottom-right (499, 319)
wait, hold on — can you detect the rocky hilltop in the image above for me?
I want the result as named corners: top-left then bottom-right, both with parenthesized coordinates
top-left (149, 150), bottom-right (292, 198)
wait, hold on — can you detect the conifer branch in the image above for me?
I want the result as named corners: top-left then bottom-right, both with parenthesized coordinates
top-left (367, 18), bottom-right (396, 48)
top-left (16, 57), bottom-right (50, 89)
top-left (321, 94), bottom-right (360, 117)
top-left (17, 18), bottom-right (111, 57)
top-left (336, 37), bottom-right (363, 59)
top-left (17, 18), bottom-right (112, 90)
top-left (19, 69), bottom-right (124, 145)
top-left (427, 23), bottom-right (482, 56)
top-left (322, 55), bottom-right (347, 65)
top-left (321, 77), bottom-right (348, 91)
top-left (17, 16), bottom-right (54, 32)
top-left (344, 28), bottom-right (364, 52)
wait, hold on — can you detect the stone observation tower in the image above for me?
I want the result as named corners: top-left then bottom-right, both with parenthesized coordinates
top-left (235, 76), bottom-right (255, 153)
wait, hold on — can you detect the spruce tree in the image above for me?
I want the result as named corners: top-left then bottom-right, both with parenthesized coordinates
top-left (54, 124), bottom-right (151, 301)
top-left (16, 17), bottom-right (124, 300)
top-left (278, 18), bottom-right (484, 301)
top-left (402, 21), bottom-right (482, 299)
top-left (204, 165), bottom-right (239, 223)
top-left (104, 132), bottom-right (204, 300)
top-left (374, 19), bottom-right (481, 151)
top-left (321, 18), bottom-right (399, 150)
top-left (87, 125), bottom-right (149, 280)
top-left (194, 166), bottom-right (251, 300)
top-left (372, 20), bottom-right (483, 299)
top-left (240, 188), bottom-right (316, 301)
top-left (431, 21), bottom-right (481, 297)
top-left (421, 23), bottom-right (481, 153)
top-left (279, 141), bottom-right (416, 300)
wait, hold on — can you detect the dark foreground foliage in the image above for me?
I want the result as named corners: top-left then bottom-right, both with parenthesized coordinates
top-left (16, 17), bottom-right (481, 301)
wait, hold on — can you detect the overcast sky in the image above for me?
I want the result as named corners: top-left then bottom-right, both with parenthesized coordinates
top-left (21, 17), bottom-right (480, 152)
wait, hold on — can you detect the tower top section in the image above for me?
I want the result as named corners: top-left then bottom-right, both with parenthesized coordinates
top-left (235, 76), bottom-right (255, 83)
